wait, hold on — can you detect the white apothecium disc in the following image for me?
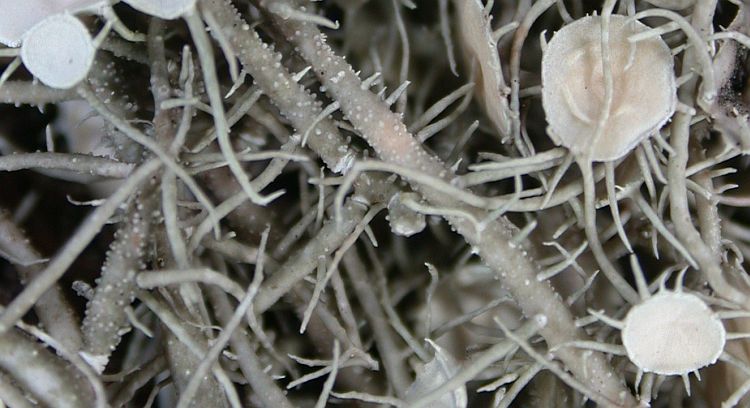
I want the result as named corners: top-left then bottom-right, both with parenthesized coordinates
top-left (123, 0), bottom-right (196, 20)
top-left (541, 15), bottom-right (676, 161)
top-left (0, 0), bottom-right (106, 47)
top-left (21, 13), bottom-right (95, 89)
top-left (622, 291), bottom-right (726, 376)
top-left (0, 0), bottom-right (57, 47)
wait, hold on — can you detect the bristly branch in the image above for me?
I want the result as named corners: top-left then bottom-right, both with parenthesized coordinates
top-left (0, 0), bottom-right (748, 406)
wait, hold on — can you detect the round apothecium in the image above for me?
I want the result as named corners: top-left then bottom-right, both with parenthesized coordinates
top-left (0, 0), bottom-right (61, 47)
top-left (541, 15), bottom-right (676, 162)
top-left (0, 0), bottom-right (105, 47)
top-left (21, 13), bottom-right (95, 89)
top-left (122, 0), bottom-right (196, 20)
top-left (621, 291), bottom-right (726, 376)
